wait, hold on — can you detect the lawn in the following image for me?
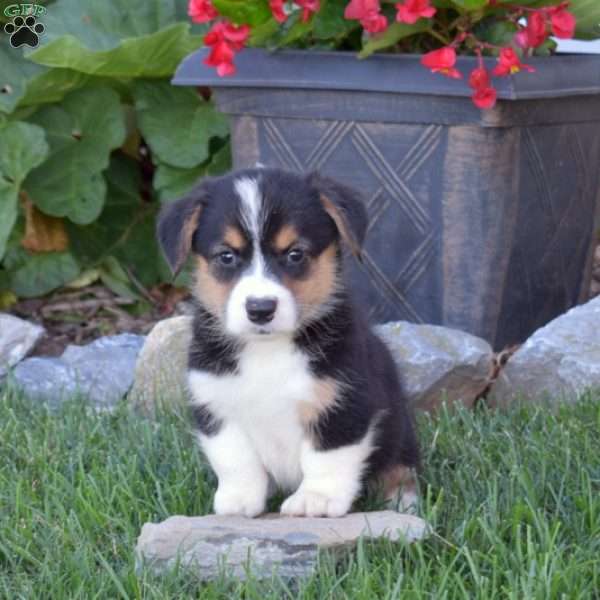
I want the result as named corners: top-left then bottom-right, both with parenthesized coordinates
top-left (0, 387), bottom-right (599, 599)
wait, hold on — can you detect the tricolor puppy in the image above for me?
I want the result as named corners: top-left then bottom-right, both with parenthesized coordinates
top-left (157, 168), bottom-right (419, 518)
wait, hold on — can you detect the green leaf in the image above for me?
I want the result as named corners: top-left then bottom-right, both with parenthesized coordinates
top-left (27, 0), bottom-right (203, 78)
top-left (18, 67), bottom-right (91, 109)
top-left (249, 19), bottom-right (280, 46)
top-left (0, 121), bottom-right (48, 260)
top-left (569, 0), bottom-right (600, 39)
top-left (154, 163), bottom-right (206, 202)
top-left (0, 40), bottom-right (90, 114)
top-left (155, 142), bottom-right (232, 201)
top-left (10, 251), bottom-right (80, 297)
top-left (272, 12), bottom-right (314, 47)
top-left (134, 81), bottom-right (229, 169)
top-left (67, 154), bottom-right (162, 288)
top-left (212, 0), bottom-right (272, 26)
top-left (359, 21), bottom-right (430, 58)
top-left (98, 256), bottom-right (143, 301)
top-left (450, 0), bottom-right (488, 10)
top-left (0, 42), bottom-right (43, 114)
top-left (24, 86), bottom-right (126, 224)
top-left (313, 0), bottom-right (357, 40)
top-left (474, 20), bottom-right (516, 47)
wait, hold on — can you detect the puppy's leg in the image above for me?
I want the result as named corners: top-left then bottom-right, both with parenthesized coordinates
top-left (380, 464), bottom-right (419, 513)
top-left (280, 430), bottom-right (375, 518)
top-left (199, 423), bottom-right (268, 518)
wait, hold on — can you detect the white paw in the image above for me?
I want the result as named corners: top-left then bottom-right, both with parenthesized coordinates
top-left (214, 486), bottom-right (266, 518)
top-left (280, 488), bottom-right (351, 518)
top-left (398, 490), bottom-right (419, 514)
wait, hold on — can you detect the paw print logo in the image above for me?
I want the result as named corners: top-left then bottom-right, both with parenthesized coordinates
top-left (4, 15), bottom-right (45, 48)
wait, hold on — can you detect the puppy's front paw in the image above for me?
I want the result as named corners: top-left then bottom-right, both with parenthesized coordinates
top-left (281, 488), bottom-right (351, 518)
top-left (214, 486), bottom-right (266, 518)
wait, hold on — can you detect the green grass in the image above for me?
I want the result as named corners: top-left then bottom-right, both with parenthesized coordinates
top-left (1, 387), bottom-right (599, 600)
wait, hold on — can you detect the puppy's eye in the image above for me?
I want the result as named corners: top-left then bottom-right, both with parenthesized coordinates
top-left (218, 250), bottom-right (237, 266)
top-left (287, 248), bottom-right (305, 265)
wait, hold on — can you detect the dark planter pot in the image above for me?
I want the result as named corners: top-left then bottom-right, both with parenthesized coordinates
top-left (174, 49), bottom-right (600, 350)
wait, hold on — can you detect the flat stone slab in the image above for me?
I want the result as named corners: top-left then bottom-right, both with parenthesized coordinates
top-left (490, 296), bottom-right (600, 405)
top-left (13, 333), bottom-right (145, 409)
top-left (0, 313), bottom-right (44, 378)
top-left (136, 511), bottom-right (429, 580)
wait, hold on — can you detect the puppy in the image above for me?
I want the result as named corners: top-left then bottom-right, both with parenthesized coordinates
top-left (157, 168), bottom-right (419, 518)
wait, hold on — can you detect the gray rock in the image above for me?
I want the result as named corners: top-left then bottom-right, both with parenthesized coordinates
top-left (11, 357), bottom-right (79, 408)
top-left (128, 316), bottom-right (193, 415)
top-left (136, 511), bottom-right (429, 580)
top-left (130, 316), bottom-right (493, 414)
top-left (0, 313), bottom-right (45, 378)
top-left (490, 296), bottom-right (600, 405)
top-left (13, 333), bottom-right (145, 409)
top-left (375, 321), bottom-right (493, 411)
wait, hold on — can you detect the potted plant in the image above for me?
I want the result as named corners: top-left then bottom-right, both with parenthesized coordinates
top-left (173, 0), bottom-right (600, 350)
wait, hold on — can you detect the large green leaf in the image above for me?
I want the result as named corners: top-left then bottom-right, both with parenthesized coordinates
top-left (0, 42), bottom-right (42, 114)
top-left (67, 155), bottom-right (163, 287)
top-left (0, 121), bottom-right (48, 260)
top-left (359, 21), bottom-right (430, 58)
top-left (0, 40), bottom-right (90, 113)
top-left (24, 86), bottom-right (125, 224)
top-left (134, 81), bottom-right (229, 169)
top-left (18, 68), bottom-right (92, 109)
top-left (154, 163), bottom-right (206, 203)
top-left (569, 0), bottom-right (600, 39)
top-left (27, 0), bottom-right (202, 77)
top-left (212, 0), bottom-right (271, 26)
top-left (154, 142), bottom-right (232, 202)
top-left (10, 251), bottom-right (80, 297)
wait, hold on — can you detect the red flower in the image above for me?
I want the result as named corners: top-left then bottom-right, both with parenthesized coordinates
top-left (468, 66), bottom-right (490, 90)
top-left (551, 9), bottom-right (576, 39)
top-left (468, 66), bottom-right (496, 109)
top-left (270, 0), bottom-right (288, 23)
top-left (188, 0), bottom-right (218, 23)
top-left (344, 0), bottom-right (388, 34)
top-left (395, 0), bottom-right (436, 25)
top-left (204, 22), bottom-right (250, 77)
top-left (492, 47), bottom-right (535, 76)
top-left (472, 86), bottom-right (497, 110)
top-left (421, 47), bottom-right (462, 79)
top-left (520, 11), bottom-right (548, 48)
top-left (296, 0), bottom-right (319, 22)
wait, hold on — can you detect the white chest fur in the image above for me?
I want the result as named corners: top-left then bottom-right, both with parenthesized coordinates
top-left (188, 337), bottom-right (315, 489)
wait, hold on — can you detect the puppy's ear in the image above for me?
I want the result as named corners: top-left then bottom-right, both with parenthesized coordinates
top-left (157, 186), bottom-right (207, 276)
top-left (309, 173), bottom-right (368, 261)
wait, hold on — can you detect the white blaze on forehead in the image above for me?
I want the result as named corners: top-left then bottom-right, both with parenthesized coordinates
top-left (227, 175), bottom-right (298, 335)
top-left (235, 177), bottom-right (262, 243)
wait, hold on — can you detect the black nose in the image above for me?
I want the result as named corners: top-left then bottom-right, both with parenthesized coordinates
top-left (246, 297), bottom-right (277, 324)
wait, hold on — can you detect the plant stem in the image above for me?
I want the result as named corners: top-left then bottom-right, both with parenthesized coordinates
top-left (427, 28), bottom-right (451, 45)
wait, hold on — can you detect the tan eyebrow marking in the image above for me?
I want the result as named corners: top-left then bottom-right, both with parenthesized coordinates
top-left (223, 226), bottom-right (246, 251)
top-left (273, 224), bottom-right (299, 252)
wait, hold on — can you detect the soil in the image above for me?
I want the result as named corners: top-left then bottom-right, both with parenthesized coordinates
top-left (9, 244), bottom-right (600, 357)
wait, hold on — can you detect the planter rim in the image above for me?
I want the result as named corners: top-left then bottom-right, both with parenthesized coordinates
top-left (173, 48), bottom-right (600, 101)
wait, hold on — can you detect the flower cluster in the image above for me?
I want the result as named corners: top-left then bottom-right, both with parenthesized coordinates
top-left (189, 0), bottom-right (579, 109)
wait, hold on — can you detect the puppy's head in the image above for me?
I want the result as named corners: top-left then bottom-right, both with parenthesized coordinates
top-left (157, 168), bottom-right (367, 339)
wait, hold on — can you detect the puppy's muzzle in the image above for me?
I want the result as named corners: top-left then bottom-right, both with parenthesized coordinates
top-left (246, 297), bottom-right (278, 324)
